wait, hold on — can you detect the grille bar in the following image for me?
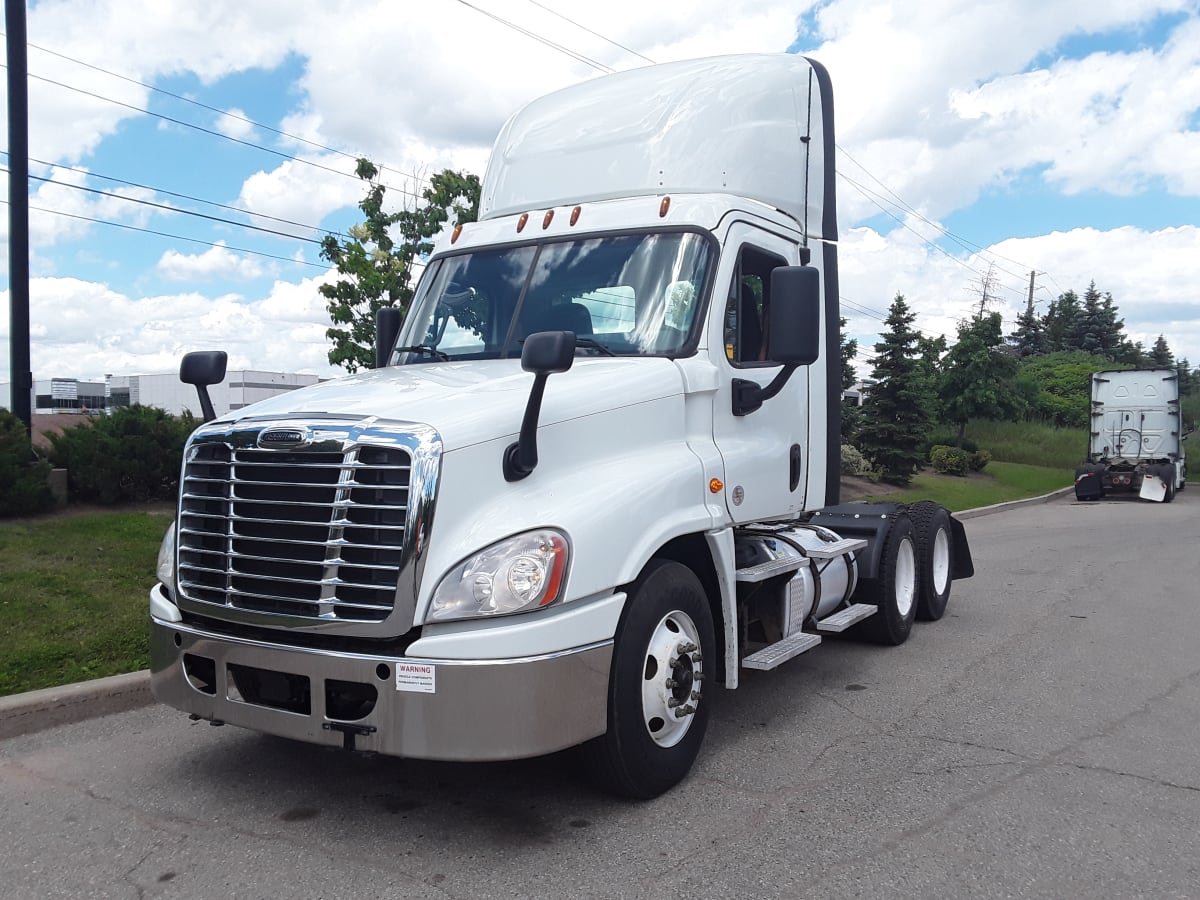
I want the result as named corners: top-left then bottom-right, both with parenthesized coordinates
top-left (177, 433), bottom-right (413, 623)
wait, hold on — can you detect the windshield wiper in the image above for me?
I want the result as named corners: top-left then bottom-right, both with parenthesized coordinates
top-left (574, 336), bottom-right (616, 356)
top-left (395, 344), bottom-right (450, 361)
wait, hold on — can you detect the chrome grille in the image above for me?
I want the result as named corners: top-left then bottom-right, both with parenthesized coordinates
top-left (177, 439), bottom-right (412, 622)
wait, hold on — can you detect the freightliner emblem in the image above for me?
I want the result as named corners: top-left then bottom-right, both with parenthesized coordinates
top-left (258, 428), bottom-right (309, 449)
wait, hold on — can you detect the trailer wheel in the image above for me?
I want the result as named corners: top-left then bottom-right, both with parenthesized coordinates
top-left (581, 559), bottom-right (714, 799)
top-left (858, 514), bottom-right (918, 645)
top-left (908, 501), bottom-right (953, 621)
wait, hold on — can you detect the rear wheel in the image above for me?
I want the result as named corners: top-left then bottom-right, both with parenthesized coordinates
top-left (858, 514), bottom-right (918, 645)
top-left (908, 501), bottom-right (953, 621)
top-left (581, 559), bottom-right (715, 799)
top-left (1162, 465), bottom-right (1176, 503)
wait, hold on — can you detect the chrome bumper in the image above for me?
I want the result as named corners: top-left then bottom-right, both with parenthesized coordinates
top-left (150, 593), bottom-right (612, 761)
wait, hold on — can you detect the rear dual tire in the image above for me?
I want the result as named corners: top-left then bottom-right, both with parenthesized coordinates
top-left (859, 514), bottom-right (918, 645)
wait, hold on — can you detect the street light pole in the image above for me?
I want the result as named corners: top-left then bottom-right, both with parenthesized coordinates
top-left (6, 0), bottom-right (32, 432)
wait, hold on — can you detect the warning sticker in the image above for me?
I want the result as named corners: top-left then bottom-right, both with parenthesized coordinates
top-left (395, 662), bottom-right (436, 694)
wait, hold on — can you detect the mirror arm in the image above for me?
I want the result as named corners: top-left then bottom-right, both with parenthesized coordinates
top-left (732, 364), bottom-right (798, 417)
top-left (503, 373), bottom-right (551, 482)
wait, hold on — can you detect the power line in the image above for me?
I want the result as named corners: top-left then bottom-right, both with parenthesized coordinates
top-left (520, 0), bottom-right (655, 64)
top-left (5, 199), bottom-right (329, 270)
top-left (2, 33), bottom-right (429, 191)
top-left (6, 151), bottom-right (350, 240)
top-left (451, 0), bottom-right (616, 72)
top-left (5, 165), bottom-right (325, 244)
top-left (1, 64), bottom-right (423, 201)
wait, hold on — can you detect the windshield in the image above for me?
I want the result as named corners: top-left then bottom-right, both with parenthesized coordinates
top-left (392, 231), bottom-right (712, 363)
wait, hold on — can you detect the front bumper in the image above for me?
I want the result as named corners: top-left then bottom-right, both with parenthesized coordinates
top-left (150, 586), bottom-right (612, 761)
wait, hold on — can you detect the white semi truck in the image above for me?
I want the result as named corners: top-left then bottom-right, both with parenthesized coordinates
top-left (150, 54), bottom-right (973, 798)
top-left (1074, 368), bottom-right (1189, 502)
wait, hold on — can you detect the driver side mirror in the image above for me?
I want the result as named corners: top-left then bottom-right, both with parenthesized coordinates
top-left (179, 350), bottom-right (227, 423)
top-left (767, 266), bottom-right (821, 366)
top-left (376, 307), bottom-right (403, 370)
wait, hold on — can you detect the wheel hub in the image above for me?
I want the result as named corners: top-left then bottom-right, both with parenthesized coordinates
top-left (642, 615), bottom-right (704, 747)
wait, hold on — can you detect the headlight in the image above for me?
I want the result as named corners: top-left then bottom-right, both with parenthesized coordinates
top-left (429, 529), bottom-right (569, 622)
top-left (156, 521), bottom-right (176, 598)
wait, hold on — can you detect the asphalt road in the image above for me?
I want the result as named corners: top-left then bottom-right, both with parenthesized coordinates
top-left (2, 491), bottom-right (1198, 899)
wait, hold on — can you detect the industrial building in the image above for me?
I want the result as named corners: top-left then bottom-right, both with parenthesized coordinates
top-left (1, 370), bottom-right (321, 418)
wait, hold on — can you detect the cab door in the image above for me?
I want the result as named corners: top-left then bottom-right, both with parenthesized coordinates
top-left (709, 224), bottom-right (809, 523)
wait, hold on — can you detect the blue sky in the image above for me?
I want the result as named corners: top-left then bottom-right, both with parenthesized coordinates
top-left (2, 0), bottom-right (1199, 386)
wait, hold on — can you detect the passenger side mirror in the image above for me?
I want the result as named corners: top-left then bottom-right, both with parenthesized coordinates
top-left (767, 266), bottom-right (821, 366)
top-left (376, 307), bottom-right (403, 370)
top-left (179, 350), bottom-right (228, 423)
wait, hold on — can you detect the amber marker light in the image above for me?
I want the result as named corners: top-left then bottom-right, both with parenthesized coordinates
top-left (570, 206), bottom-right (581, 226)
top-left (659, 196), bottom-right (671, 217)
top-left (451, 224), bottom-right (463, 244)
top-left (517, 213), bottom-right (529, 232)
top-left (543, 209), bottom-right (555, 229)
top-left (709, 478), bottom-right (724, 493)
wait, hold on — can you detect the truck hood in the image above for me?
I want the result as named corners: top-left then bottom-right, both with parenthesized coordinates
top-left (221, 357), bottom-right (686, 451)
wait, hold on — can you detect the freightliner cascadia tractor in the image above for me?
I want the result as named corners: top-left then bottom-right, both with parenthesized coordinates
top-left (151, 54), bottom-right (973, 798)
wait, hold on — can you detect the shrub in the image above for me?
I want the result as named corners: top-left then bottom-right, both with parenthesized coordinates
top-left (841, 444), bottom-right (877, 478)
top-left (968, 449), bottom-right (993, 472)
top-left (924, 429), bottom-right (977, 454)
top-left (0, 410), bottom-right (54, 517)
top-left (930, 444), bottom-right (969, 476)
top-left (46, 405), bottom-right (198, 504)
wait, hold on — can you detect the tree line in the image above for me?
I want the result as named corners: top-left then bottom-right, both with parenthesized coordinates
top-left (847, 286), bottom-right (1199, 485)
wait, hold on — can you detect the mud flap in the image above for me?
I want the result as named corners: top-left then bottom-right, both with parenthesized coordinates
top-left (1138, 470), bottom-right (1167, 502)
top-left (949, 515), bottom-right (974, 579)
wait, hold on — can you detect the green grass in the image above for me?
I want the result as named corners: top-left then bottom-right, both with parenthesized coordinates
top-left (963, 420), bottom-right (1086, 469)
top-left (0, 509), bottom-right (171, 697)
top-left (861, 461), bottom-right (1072, 512)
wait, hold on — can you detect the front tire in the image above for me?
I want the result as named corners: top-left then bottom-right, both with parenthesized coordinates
top-left (908, 501), bottom-right (953, 621)
top-left (858, 514), bottom-right (918, 645)
top-left (581, 559), bottom-right (715, 799)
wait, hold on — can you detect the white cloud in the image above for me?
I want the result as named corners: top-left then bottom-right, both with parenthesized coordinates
top-left (215, 107), bottom-right (255, 140)
top-left (156, 241), bottom-right (275, 281)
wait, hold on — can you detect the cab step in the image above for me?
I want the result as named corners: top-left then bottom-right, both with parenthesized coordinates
top-left (814, 603), bottom-right (878, 633)
top-left (735, 555), bottom-right (809, 583)
top-left (803, 537), bottom-right (868, 559)
top-left (741, 632), bottom-right (822, 671)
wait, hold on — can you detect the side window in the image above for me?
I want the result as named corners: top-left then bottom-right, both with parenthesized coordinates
top-left (723, 245), bottom-right (788, 366)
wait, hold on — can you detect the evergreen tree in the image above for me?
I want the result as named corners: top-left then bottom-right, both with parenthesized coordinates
top-left (1150, 334), bottom-right (1174, 367)
top-left (939, 313), bottom-right (1024, 445)
top-left (856, 294), bottom-right (932, 485)
top-left (1042, 290), bottom-right (1081, 352)
top-left (1072, 281), bottom-right (1126, 357)
top-left (1009, 298), bottom-right (1047, 357)
top-left (839, 317), bottom-right (862, 443)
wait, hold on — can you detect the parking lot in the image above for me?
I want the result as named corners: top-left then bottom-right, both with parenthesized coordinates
top-left (2, 492), bottom-right (1198, 899)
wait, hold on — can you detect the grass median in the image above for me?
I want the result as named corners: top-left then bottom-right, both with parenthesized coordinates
top-left (859, 461), bottom-right (1072, 512)
top-left (0, 508), bottom-right (171, 697)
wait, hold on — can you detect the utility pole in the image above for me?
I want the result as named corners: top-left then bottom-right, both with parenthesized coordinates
top-left (6, 0), bottom-right (32, 432)
top-left (1026, 270), bottom-right (1037, 318)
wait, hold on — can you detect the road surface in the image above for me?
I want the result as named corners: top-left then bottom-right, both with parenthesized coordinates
top-left (2, 492), bottom-right (1197, 898)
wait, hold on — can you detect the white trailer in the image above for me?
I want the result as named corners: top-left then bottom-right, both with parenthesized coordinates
top-left (1075, 369), bottom-right (1189, 502)
top-left (150, 54), bottom-right (973, 798)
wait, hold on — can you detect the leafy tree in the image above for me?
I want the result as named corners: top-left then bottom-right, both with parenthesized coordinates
top-left (938, 313), bottom-right (1023, 446)
top-left (0, 410), bottom-right (53, 517)
top-left (320, 160), bottom-right (481, 373)
top-left (856, 294), bottom-right (932, 485)
top-left (1018, 351), bottom-right (1124, 428)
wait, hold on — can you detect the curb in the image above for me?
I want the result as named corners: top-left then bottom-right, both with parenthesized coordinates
top-left (955, 485), bottom-right (1075, 520)
top-left (0, 669), bottom-right (152, 741)
top-left (1, 486), bottom-right (1076, 742)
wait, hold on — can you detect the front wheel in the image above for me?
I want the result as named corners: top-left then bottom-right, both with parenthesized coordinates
top-left (581, 559), bottom-right (715, 799)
